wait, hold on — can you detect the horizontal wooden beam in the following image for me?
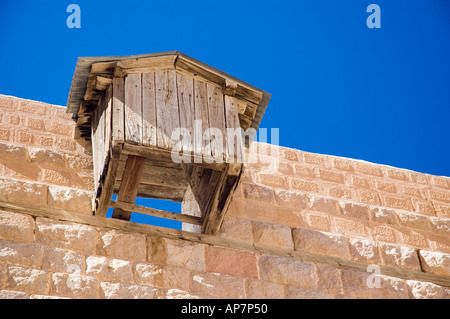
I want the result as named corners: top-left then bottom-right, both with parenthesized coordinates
top-left (113, 183), bottom-right (187, 202)
top-left (110, 200), bottom-right (202, 225)
top-left (117, 55), bottom-right (177, 71)
top-left (115, 160), bottom-right (188, 190)
top-left (122, 143), bottom-right (229, 172)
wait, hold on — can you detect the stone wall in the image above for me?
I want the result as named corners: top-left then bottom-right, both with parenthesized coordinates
top-left (0, 94), bottom-right (449, 299)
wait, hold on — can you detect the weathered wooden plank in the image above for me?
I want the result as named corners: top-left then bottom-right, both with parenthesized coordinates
top-left (223, 79), bottom-right (237, 96)
top-left (128, 184), bottom-right (186, 202)
top-left (110, 200), bottom-right (202, 225)
top-left (122, 143), bottom-right (180, 169)
top-left (238, 114), bottom-right (252, 131)
top-left (235, 85), bottom-right (263, 105)
top-left (201, 168), bottom-right (228, 234)
top-left (207, 84), bottom-right (226, 161)
top-left (84, 75), bottom-right (99, 101)
top-left (95, 76), bottom-right (113, 91)
top-left (91, 61), bottom-right (117, 75)
top-left (112, 77), bottom-right (125, 145)
top-left (95, 155), bottom-right (120, 217)
top-left (203, 164), bottom-right (244, 235)
top-left (121, 142), bottom-right (228, 171)
top-left (237, 99), bottom-right (247, 115)
top-left (182, 165), bottom-right (224, 227)
top-left (182, 185), bottom-right (202, 233)
top-left (91, 102), bottom-right (99, 191)
top-left (142, 72), bottom-right (157, 147)
top-left (112, 155), bottom-right (146, 220)
top-left (115, 161), bottom-right (188, 190)
top-left (104, 84), bottom-right (112, 162)
top-left (155, 70), bottom-right (179, 149)
top-left (175, 55), bottom-right (263, 105)
top-left (185, 166), bottom-right (211, 209)
top-left (175, 56), bottom-right (225, 87)
top-left (124, 73), bottom-right (142, 145)
top-left (117, 55), bottom-right (177, 71)
top-left (224, 95), bottom-right (244, 164)
top-left (193, 79), bottom-right (210, 159)
top-left (176, 72), bottom-right (195, 155)
top-left (97, 93), bottom-right (106, 187)
top-left (244, 101), bottom-right (258, 119)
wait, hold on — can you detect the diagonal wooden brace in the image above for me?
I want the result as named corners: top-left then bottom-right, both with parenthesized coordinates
top-left (112, 155), bottom-right (146, 220)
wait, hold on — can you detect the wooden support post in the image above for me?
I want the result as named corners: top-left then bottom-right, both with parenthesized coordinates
top-left (94, 153), bottom-right (120, 217)
top-left (202, 163), bottom-right (245, 235)
top-left (112, 155), bottom-right (146, 220)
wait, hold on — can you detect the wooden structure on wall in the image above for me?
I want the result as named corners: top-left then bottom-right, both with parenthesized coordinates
top-left (67, 52), bottom-right (271, 235)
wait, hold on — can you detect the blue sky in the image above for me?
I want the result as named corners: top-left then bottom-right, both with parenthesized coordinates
top-left (1, 1), bottom-right (449, 225)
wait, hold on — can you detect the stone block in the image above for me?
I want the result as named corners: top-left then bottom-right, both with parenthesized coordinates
top-left (191, 272), bottom-right (245, 299)
top-left (86, 256), bottom-right (133, 283)
top-left (47, 186), bottom-right (93, 215)
top-left (340, 202), bottom-right (370, 220)
top-left (134, 263), bottom-right (190, 291)
top-left (274, 189), bottom-right (308, 210)
top-left (341, 269), bottom-right (409, 299)
top-left (51, 272), bottom-right (99, 299)
top-left (0, 179), bottom-right (47, 208)
top-left (149, 236), bottom-right (205, 272)
top-left (36, 217), bottom-right (98, 254)
top-left (332, 158), bottom-right (354, 172)
top-left (0, 290), bottom-right (29, 299)
top-left (418, 250), bottom-right (450, 276)
top-left (305, 212), bottom-right (331, 231)
top-left (218, 216), bottom-right (253, 242)
top-left (285, 286), bottom-right (333, 299)
top-left (290, 178), bottom-right (318, 193)
top-left (379, 243), bottom-right (421, 271)
top-left (205, 246), bottom-right (258, 279)
top-left (406, 280), bottom-right (450, 299)
top-left (6, 265), bottom-right (50, 295)
top-left (429, 217), bottom-right (450, 236)
top-left (396, 211), bottom-right (431, 231)
top-left (242, 182), bottom-right (275, 203)
top-left (97, 229), bottom-right (146, 261)
top-left (41, 246), bottom-right (85, 273)
top-left (244, 279), bottom-right (284, 299)
top-left (350, 175), bottom-right (372, 188)
top-left (0, 240), bottom-right (42, 268)
top-left (258, 255), bottom-right (317, 289)
top-left (309, 195), bottom-right (339, 215)
top-left (348, 238), bottom-right (381, 264)
top-left (28, 148), bottom-right (65, 166)
top-left (0, 210), bottom-right (35, 243)
top-left (370, 207), bottom-right (398, 225)
top-left (100, 281), bottom-right (160, 299)
top-left (293, 228), bottom-right (350, 259)
top-left (317, 169), bottom-right (344, 184)
top-left (315, 264), bottom-right (343, 296)
top-left (252, 221), bottom-right (293, 249)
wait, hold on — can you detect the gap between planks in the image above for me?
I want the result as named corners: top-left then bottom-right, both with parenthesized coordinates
top-left (109, 200), bottom-right (202, 225)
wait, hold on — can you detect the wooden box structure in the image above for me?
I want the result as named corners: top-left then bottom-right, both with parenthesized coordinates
top-left (67, 52), bottom-right (271, 234)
